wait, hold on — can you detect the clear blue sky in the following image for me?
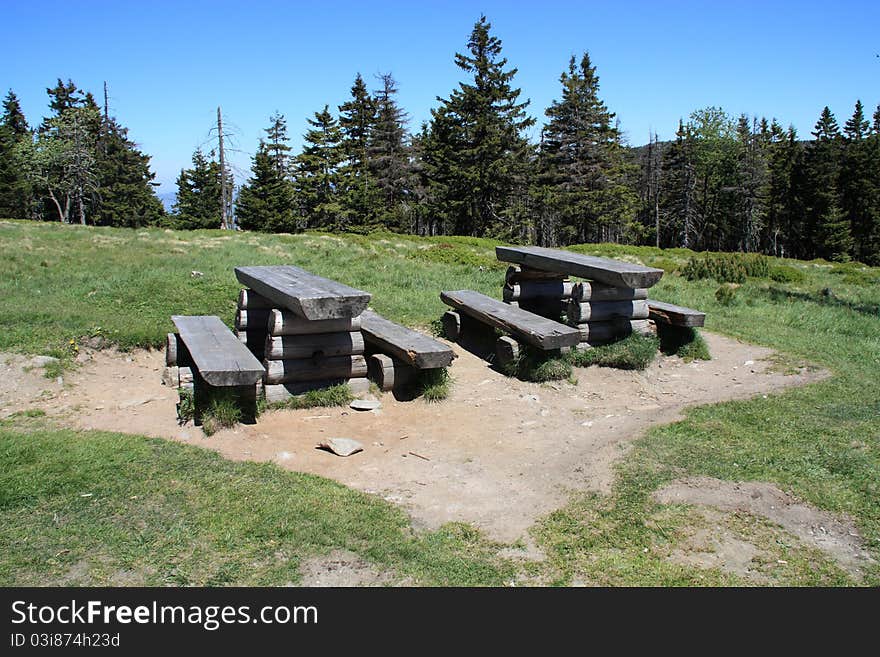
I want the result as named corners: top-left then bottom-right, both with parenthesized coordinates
top-left (2, 0), bottom-right (877, 194)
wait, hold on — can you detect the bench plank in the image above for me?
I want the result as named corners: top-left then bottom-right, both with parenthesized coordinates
top-left (647, 300), bottom-right (706, 327)
top-left (171, 315), bottom-right (265, 386)
top-left (360, 310), bottom-right (455, 369)
top-left (234, 265), bottom-right (371, 320)
top-left (440, 290), bottom-right (580, 350)
top-left (496, 245), bottom-right (664, 289)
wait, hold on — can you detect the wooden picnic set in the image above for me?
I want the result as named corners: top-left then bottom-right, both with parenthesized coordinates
top-left (165, 245), bottom-right (705, 423)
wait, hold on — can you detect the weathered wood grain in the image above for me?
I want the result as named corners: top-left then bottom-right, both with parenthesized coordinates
top-left (367, 353), bottom-right (418, 392)
top-left (237, 288), bottom-right (274, 310)
top-left (360, 309), bottom-right (455, 369)
top-left (647, 300), bottom-right (706, 327)
top-left (264, 332), bottom-right (365, 360)
top-left (494, 335), bottom-right (520, 369)
top-left (503, 280), bottom-right (574, 302)
top-left (504, 265), bottom-right (568, 286)
top-left (440, 290), bottom-right (580, 350)
top-left (566, 299), bottom-right (650, 323)
top-left (496, 245), bottom-right (664, 289)
top-left (573, 319), bottom-right (653, 343)
top-left (267, 310), bottom-right (362, 336)
top-left (235, 265), bottom-right (371, 320)
top-left (234, 309), bottom-right (271, 332)
top-left (263, 354), bottom-right (369, 384)
top-left (441, 311), bottom-right (461, 341)
top-left (570, 281), bottom-right (648, 302)
top-left (165, 332), bottom-right (178, 366)
top-left (171, 315), bottom-right (265, 386)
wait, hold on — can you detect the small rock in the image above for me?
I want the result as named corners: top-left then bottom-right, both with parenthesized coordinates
top-left (744, 360), bottom-right (754, 366)
top-left (190, 270), bottom-right (204, 277)
top-left (29, 355), bottom-right (59, 369)
top-left (581, 421), bottom-right (593, 427)
top-left (318, 438), bottom-right (364, 457)
top-left (349, 399), bottom-right (381, 411)
top-left (56, 377), bottom-right (63, 386)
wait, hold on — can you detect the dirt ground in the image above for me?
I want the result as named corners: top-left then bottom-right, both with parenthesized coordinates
top-left (2, 332), bottom-right (828, 547)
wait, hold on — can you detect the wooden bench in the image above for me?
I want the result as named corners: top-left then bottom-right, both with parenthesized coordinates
top-left (234, 265), bottom-right (370, 320)
top-left (171, 315), bottom-right (266, 423)
top-left (440, 290), bottom-right (580, 368)
top-left (496, 245), bottom-right (664, 289)
top-left (647, 300), bottom-right (706, 327)
top-left (360, 310), bottom-right (456, 391)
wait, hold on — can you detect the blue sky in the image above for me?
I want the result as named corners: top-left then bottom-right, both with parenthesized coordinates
top-left (2, 1), bottom-right (877, 194)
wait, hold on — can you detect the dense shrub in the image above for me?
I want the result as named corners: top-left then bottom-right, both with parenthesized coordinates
top-left (715, 284), bottom-right (737, 305)
top-left (769, 265), bottom-right (806, 283)
top-left (683, 253), bottom-right (769, 283)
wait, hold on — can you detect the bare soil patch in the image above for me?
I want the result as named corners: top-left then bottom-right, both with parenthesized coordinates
top-left (654, 477), bottom-right (874, 579)
top-left (297, 550), bottom-right (406, 587)
top-left (3, 333), bottom-right (824, 544)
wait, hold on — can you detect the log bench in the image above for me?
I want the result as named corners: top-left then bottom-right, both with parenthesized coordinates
top-left (170, 315), bottom-right (266, 424)
top-left (647, 300), bottom-right (706, 327)
top-left (440, 290), bottom-right (580, 368)
top-left (360, 309), bottom-right (456, 392)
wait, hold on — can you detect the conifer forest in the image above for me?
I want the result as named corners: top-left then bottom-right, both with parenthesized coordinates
top-left (2, 16), bottom-right (878, 265)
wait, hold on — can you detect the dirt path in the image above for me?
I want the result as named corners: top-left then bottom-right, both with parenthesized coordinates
top-left (1, 332), bottom-right (825, 543)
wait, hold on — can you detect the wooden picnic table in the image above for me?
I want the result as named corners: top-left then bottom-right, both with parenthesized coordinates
top-left (234, 265), bottom-right (371, 321)
top-left (496, 245), bottom-right (664, 289)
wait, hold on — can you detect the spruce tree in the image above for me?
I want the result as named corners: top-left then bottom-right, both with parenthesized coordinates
top-left (93, 116), bottom-right (164, 227)
top-left (733, 115), bottom-right (769, 252)
top-left (173, 148), bottom-right (224, 229)
top-left (264, 112), bottom-right (292, 176)
top-left (765, 122), bottom-right (804, 257)
top-left (292, 105), bottom-right (343, 230)
top-left (538, 53), bottom-right (637, 245)
top-left (660, 119), bottom-right (698, 248)
top-left (338, 74), bottom-right (378, 230)
top-left (841, 101), bottom-right (880, 264)
top-left (422, 15), bottom-right (535, 237)
top-left (236, 141), bottom-right (296, 233)
top-left (368, 73), bottom-right (416, 232)
top-left (0, 91), bottom-right (32, 219)
top-left (805, 107), bottom-right (852, 260)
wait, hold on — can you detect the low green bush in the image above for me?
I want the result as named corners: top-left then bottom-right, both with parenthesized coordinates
top-left (715, 284), bottom-right (738, 305)
top-left (683, 253), bottom-right (769, 283)
top-left (567, 334), bottom-right (659, 371)
top-left (769, 264), bottom-right (806, 284)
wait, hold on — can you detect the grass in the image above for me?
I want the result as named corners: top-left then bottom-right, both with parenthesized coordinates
top-left (566, 334), bottom-right (660, 370)
top-left (657, 325), bottom-right (711, 361)
top-left (500, 344), bottom-right (573, 382)
top-left (270, 383), bottom-right (354, 410)
top-left (200, 390), bottom-right (243, 436)
top-left (1, 219), bottom-right (879, 586)
top-left (418, 368), bottom-right (451, 402)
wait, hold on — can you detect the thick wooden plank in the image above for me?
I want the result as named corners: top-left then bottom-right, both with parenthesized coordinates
top-left (263, 354), bottom-right (368, 384)
top-left (440, 290), bottom-right (580, 350)
top-left (360, 309), bottom-right (455, 369)
top-left (504, 265), bottom-right (568, 286)
top-left (265, 332), bottom-right (365, 360)
top-left (566, 299), bottom-right (650, 323)
top-left (234, 309), bottom-right (271, 331)
top-left (503, 280), bottom-right (574, 302)
top-left (570, 282), bottom-right (648, 302)
top-left (496, 245), bottom-right (664, 289)
top-left (171, 315), bottom-right (265, 386)
top-left (268, 310), bottom-right (362, 336)
top-left (648, 300), bottom-right (706, 327)
top-left (235, 265), bottom-right (371, 320)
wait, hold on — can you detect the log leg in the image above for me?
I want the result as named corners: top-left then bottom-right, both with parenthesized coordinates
top-left (494, 336), bottom-right (520, 370)
top-left (441, 310), bottom-right (461, 341)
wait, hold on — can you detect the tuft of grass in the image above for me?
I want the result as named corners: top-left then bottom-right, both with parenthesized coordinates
top-left (715, 283), bottom-right (738, 305)
top-left (419, 368), bottom-right (451, 402)
top-left (501, 344), bottom-right (572, 382)
top-left (201, 390), bottom-right (242, 436)
top-left (567, 334), bottom-right (659, 371)
top-left (176, 388), bottom-right (194, 424)
top-left (271, 383), bottom-right (354, 411)
top-left (657, 325), bottom-right (711, 361)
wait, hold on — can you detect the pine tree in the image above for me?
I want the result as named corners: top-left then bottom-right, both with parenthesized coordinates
top-left (368, 73), bottom-right (416, 232)
top-left (0, 91), bottom-right (33, 219)
top-left (805, 107), bottom-right (852, 260)
top-left (236, 114), bottom-right (295, 232)
top-left (338, 74), bottom-right (377, 230)
top-left (660, 120), bottom-right (698, 248)
top-left (733, 115), bottom-right (769, 252)
top-left (292, 105), bottom-right (344, 230)
top-left (92, 115), bottom-right (164, 227)
top-left (538, 53), bottom-right (637, 245)
top-left (422, 15), bottom-right (535, 237)
top-left (765, 122), bottom-right (804, 257)
top-left (839, 100), bottom-right (878, 263)
top-left (173, 148), bottom-right (224, 229)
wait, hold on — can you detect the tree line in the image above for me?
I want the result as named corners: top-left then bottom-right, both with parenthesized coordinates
top-left (1, 16), bottom-right (878, 264)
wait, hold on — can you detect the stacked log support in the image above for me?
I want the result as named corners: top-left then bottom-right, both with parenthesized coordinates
top-left (256, 292), bottom-right (370, 401)
top-left (502, 266), bottom-right (570, 320)
top-left (367, 354), bottom-right (417, 392)
top-left (235, 289), bottom-right (272, 361)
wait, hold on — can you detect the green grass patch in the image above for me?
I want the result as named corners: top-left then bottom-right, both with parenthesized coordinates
top-left (501, 344), bottom-right (572, 382)
top-left (201, 390), bottom-right (243, 436)
top-left (0, 426), bottom-right (514, 586)
top-left (270, 383), bottom-right (354, 410)
top-left (418, 368), bottom-right (451, 402)
top-left (657, 325), bottom-right (711, 361)
top-left (567, 334), bottom-right (659, 370)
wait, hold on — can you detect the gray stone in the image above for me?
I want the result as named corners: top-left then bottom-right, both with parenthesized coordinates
top-left (319, 438), bottom-right (364, 457)
top-left (349, 399), bottom-right (381, 411)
